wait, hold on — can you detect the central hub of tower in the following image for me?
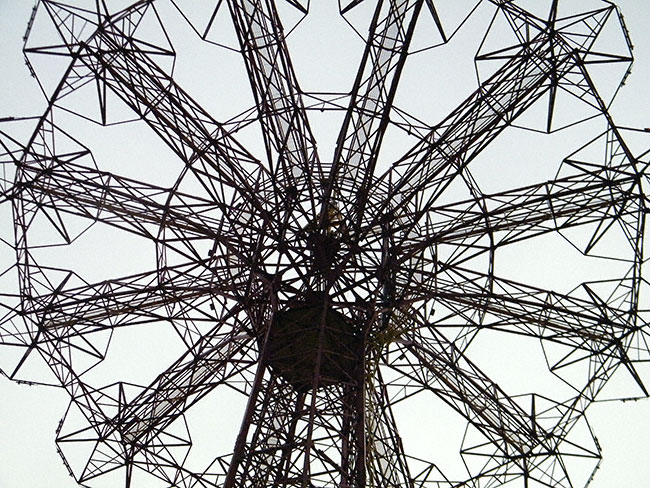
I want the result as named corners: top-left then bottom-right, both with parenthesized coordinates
top-left (264, 296), bottom-right (361, 391)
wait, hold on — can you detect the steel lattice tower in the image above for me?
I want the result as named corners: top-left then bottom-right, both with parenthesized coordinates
top-left (1, 0), bottom-right (649, 487)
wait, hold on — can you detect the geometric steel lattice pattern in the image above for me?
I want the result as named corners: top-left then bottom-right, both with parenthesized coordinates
top-left (1, 1), bottom-right (649, 487)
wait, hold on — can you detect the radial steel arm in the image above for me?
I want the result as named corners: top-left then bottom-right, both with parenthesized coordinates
top-left (30, 1), bottom-right (273, 221)
top-left (7, 158), bottom-right (237, 243)
top-left (382, 314), bottom-right (596, 485)
top-left (386, 326), bottom-right (548, 454)
top-left (24, 265), bottom-right (214, 331)
top-left (327, 0), bottom-right (425, 235)
top-left (228, 0), bottom-right (324, 213)
top-left (397, 265), bottom-right (643, 352)
top-left (56, 309), bottom-right (257, 483)
top-left (374, 5), bottom-right (616, 231)
top-left (401, 161), bottom-right (642, 257)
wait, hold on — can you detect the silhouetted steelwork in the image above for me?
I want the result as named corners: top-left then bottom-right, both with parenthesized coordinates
top-left (1, 0), bottom-right (648, 487)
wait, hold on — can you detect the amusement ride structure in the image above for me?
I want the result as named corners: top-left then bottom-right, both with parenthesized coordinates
top-left (1, 0), bottom-right (649, 486)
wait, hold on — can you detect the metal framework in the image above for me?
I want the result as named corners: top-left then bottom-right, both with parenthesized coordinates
top-left (1, 0), bottom-right (648, 487)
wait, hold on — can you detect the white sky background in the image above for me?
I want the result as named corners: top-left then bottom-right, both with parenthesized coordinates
top-left (0, 0), bottom-right (649, 487)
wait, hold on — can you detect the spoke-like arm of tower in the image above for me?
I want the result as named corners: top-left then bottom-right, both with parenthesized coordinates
top-left (1, 264), bottom-right (214, 357)
top-left (327, 0), bottom-right (424, 234)
top-left (398, 265), bottom-right (642, 353)
top-left (376, 32), bottom-right (586, 228)
top-left (29, 2), bottom-right (273, 222)
top-left (7, 157), bottom-right (238, 244)
top-left (30, 266), bottom-right (214, 328)
top-left (384, 320), bottom-right (579, 470)
top-left (36, 333), bottom-right (223, 484)
top-left (3, 256), bottom-right (254, 362)
top-left (384, 325), bottom-right (601, 485)
top-left (55, 314), bottom-right (257, 483)
top-left (118, 325), bottom-right (255, 443)
top-left (228, 0), bottom-right (323, 212)
top-left (82, 38), bottom-right (269, 212)
top-left (399, 161), bottom-right (642, 259)
top-left (13, 2), bottom-right (268, 302)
